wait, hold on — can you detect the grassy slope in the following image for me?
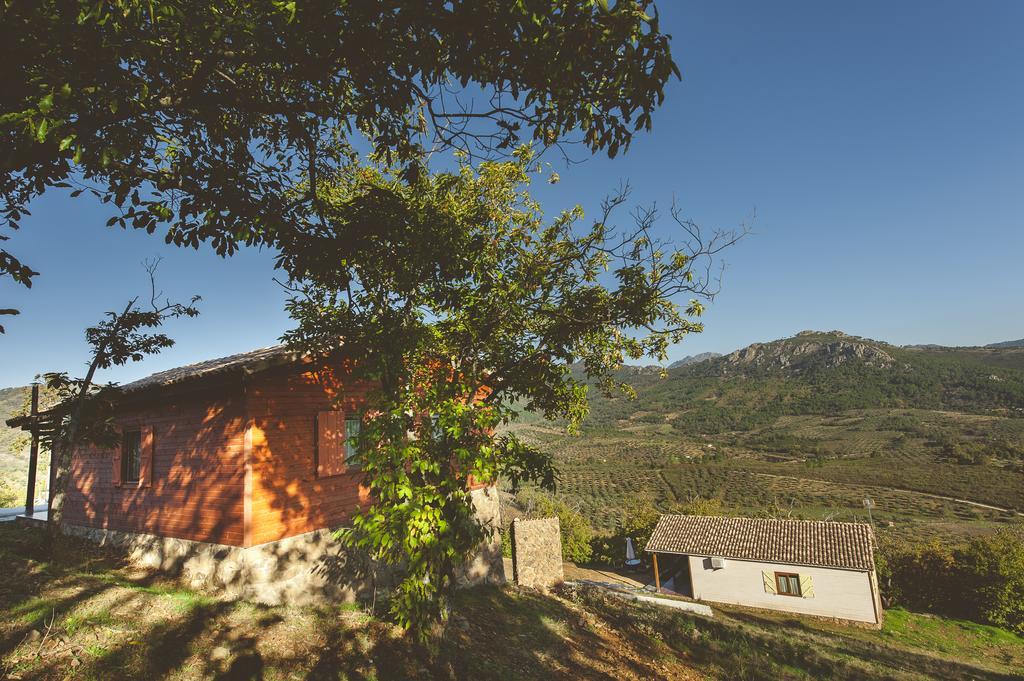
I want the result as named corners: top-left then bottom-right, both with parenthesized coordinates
top-left (1, 523), bottom-right (1021, 680)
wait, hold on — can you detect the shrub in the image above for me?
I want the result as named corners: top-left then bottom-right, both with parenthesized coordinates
top-left (880, 529), bottom-right (1024, 633)
top-left (671, 495), bottom-right (726, 517)
top-left (957, 530), bottom-right (1024, 633)
top-left (620, 494), bottom-right (661, 557)
top-left (0, 479), bottom-right (19, 508)
top-left (588, 495), bottom-right (728, 568)
top-left (877, 539), bottom-right (958, 613)
top-left (515, 490), bottom-right (593, 564)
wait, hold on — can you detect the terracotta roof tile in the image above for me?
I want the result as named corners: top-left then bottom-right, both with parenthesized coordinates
top-left (120, 344), bottom-right (300, 392)
top-left (644, 515), bottom-right (875, 570)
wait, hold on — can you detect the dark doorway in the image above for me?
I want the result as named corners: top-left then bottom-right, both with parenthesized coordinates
top-left (655, 554), bottom-right (692, 597)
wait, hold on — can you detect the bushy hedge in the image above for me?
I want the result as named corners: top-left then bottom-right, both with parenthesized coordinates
top-left (511, 490), bottom-right (593, 564)
top-left (878, 529), bottom-right (1024, 633)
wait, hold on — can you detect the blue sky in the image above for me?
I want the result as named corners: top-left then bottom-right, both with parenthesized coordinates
top-left (2, 0), bottom-right (1022, 388)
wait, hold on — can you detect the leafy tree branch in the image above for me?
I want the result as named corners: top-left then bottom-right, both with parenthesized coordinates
top-left (41, 257), bottom-right (200, 538)
top-left (1, 0), bottom-right (678, 325)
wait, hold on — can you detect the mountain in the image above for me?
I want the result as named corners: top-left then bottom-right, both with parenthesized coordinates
top-left (583, 330), bottom-right (1024, 432)
top-left (987, 339), bottom-right (1024, 349)
top-left (667, 352), bottom-right (721, 369)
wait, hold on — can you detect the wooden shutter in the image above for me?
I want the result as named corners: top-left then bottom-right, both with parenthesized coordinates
top-left (139, 425), bottom-right (155, 488)
top-left (762, 571), bottom-right (777, 594)
top-left (112, 433), bottom-right (123, 487)
top-left (317, 411), bottom-right (347, 477)
top-left (799, 574), bottom-right (815, 598)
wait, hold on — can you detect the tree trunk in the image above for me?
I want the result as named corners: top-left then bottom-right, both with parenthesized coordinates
top-left (46, 303), bottom-right (127, 543)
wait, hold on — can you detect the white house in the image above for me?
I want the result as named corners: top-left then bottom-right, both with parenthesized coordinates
top-left (645, 515), bottom-right (881, 626)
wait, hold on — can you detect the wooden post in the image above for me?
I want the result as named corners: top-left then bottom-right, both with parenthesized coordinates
top-left (24, 385), bottom-right (39, 516)
top-left (47, 445), bottom-right (56, 517)
top-left (652, 552), bottom-right (661, 591)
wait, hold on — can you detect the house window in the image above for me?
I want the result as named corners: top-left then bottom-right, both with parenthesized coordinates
top-left (122, 430), bottom-right (142, 484)
top-left (775, 572), bottom-right (802, 597)
top-left (317, 411), bottom-right (363, 477)
top-left (343, 417), bottom-right (361, 469)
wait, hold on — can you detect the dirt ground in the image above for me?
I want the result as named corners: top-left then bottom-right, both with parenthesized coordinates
top-left (561, 562), bottom-right (649, 590)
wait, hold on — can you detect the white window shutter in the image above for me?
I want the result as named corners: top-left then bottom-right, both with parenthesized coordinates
top-left (800, 574), bottom-right (815, 598)
top-left (762, 571), bottom-right (777, 594)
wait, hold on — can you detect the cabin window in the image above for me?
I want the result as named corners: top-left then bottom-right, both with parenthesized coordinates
top-left (343, 417), bottom-right (361, 470)
top-left (317, 411), bottom-right (362, 477)
top-left (775, 572), bottom-right (802, 597)
top-left (122, 430), bottom-right (142, 484)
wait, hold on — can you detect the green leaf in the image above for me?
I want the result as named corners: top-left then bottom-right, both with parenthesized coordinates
top-left (38, 94), bottom-right (54, 114)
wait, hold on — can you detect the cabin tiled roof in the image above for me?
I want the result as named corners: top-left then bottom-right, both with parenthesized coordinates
top-left (645, 515), bottom-right (875, 571)
top-left (120, 344), bottom-right (301, 392)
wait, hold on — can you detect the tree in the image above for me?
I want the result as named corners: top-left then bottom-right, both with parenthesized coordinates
top-left (958, 529), bottom-right (1024, 633)
top-left (42, 258), bottom-right (199, 536)
top-left (620, 493), bottom-right (662, 558)
top-left (1, 0), bottom-right (678, 324)
top-left (279, 147), bottom-right (742, 638)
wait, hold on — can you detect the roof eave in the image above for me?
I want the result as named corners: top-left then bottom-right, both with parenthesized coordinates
top-left (643, 547), bottom-right (873, 572)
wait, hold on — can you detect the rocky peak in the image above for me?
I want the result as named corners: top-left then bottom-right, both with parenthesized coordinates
top-left (722, 335), bottom-right (895, 372)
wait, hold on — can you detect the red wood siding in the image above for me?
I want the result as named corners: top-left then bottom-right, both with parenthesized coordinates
top-left (246, 364), bottom-right (372, 546)
top-left (63, 358), bottom-right (486, 549)
top-left (65, 385), bottom-right (247, 546)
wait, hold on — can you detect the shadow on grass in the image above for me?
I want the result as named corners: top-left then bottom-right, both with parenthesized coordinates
top-left (438, 585), bottom-right (676, 681)
top-left (722, 608), bottom-right (1021, 681)
top-left (575, 587), bottom-right (1020, 681)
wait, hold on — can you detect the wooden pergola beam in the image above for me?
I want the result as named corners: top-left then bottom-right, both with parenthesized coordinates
top-left (24, 385), bottom-right (39, 515)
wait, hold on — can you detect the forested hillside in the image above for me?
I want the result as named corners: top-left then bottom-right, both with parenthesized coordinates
top-left (507, 331), bottom-right (1024, 547)
top-left (584, 331), bottom-right (1024, 434)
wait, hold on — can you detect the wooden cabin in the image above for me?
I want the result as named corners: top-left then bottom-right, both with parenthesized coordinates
top-left (7, 346), bottom-right (504, 604)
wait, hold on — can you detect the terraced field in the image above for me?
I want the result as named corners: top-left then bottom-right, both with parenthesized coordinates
top-left (509, 416), bottom-right (1024, 542)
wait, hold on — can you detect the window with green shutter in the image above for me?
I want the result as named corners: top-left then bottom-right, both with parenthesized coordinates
top-left (343, 417), bottom-right (361, 469)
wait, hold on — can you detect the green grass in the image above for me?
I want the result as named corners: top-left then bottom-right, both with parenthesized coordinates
top-left (63, 609), bottom-right (116, 636)
top-left (11, 595), bottom-right (61, 624)
top-left (881, 607), bottom-right (1024, 660)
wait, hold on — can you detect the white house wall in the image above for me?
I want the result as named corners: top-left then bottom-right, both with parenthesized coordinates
top-left (686, 555), bottom-right (878, 624)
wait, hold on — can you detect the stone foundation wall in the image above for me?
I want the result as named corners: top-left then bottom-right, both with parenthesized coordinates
top-left (63, 485), bottom-right (505, 605)
top-left (456, 485), bottom-right (506, 586)
top-left (64, 523), bottom-right (382, 606)
top-left (511, 516), bottom-right (563, 589)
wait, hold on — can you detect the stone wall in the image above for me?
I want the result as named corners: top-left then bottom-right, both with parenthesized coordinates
top-left (64, 523), bottom-right (383, 606)
top-left (511, 516), bottom-right (563, 589)
top-left (64, 485), bottom-right (506, 606)
top-left (456, 485), bottom-right (506, 586)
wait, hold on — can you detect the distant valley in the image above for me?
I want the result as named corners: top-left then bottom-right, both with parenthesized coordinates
top-left (509, 330), bottom-right (1024, 543)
